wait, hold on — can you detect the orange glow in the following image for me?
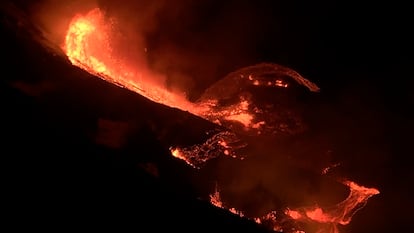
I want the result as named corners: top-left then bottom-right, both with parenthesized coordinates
top-left (63, 8), bottom-right (268, 136)
top-left (201, 98), bottom-right (258, 130)
top-left (225, 113), bottom-right (253, 127)
top-left (209, 188), bottom-right (224, 208)
top-left (64, 9), bottom-right (112, 77)
top-left (169, 147), bottom-right (197, 168)
top-left (168, 131), bottom-right (244, 168)
top-left (209, 180), bottom-right (379, 233)
top-left (282, 180), bottom-right (379, 232)
top-left (170, 148), bottom-right (186, 161)
top-left (63, 8), bottom-right (200, 114)
top-left (62, 8), bottom-right (379, 233)
top-left (305, 207), bottom-right (331, 223)
top-left (210, 187), bottom-right (244, 217)
top-left (275, 79), bottom-right (289, 88)
top-left (286, 209), bottom-right (301, 220)
top-left (321, 163), bottom-right (340, 175)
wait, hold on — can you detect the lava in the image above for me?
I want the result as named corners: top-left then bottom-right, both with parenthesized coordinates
top-left (210, 181), bottom-right (379, 233)
top-left (62, 7), bottom-right (256, 166)
top-left (63, 8), bottom-right (321, 138)
top-left (210, 186), bottom-right (245, 217)
top-left (169, 130), bottom-right (246, 168)
top-left (64, 8), bottom-right (198, 114)
top-left (284, 180), bottom-right (380, 233)
top-left (62, 7), bottom-right (380, 233)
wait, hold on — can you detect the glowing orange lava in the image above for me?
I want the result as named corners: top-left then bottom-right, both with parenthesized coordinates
top-left (210, 181), bottom-right (379, 233)
top-left (63, 8), bottom-right (259, 166)
top-left (63, 7), bottom-right (261, 130)
top-left (63, 8), bottom-right (380, 233)
top-left (288, 180), bottom-right (380, 225)
top-left (170, 147), bottom-right (197, 168)
top-left (210, 187), bottom-right (244, 217)
top-left (63, 8), bottom-right (200, 114)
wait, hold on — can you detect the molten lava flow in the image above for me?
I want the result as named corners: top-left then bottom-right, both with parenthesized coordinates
top-left (210, 180), bottom-right (379, 233)
top-left (169, 130), bottom-right (247, 168)
top-left (285, 180), bottom-right (379, 226)
top-left (196, 63), bottom-right (319, 136)
top-left (284, 180), bottom-right (379, 233)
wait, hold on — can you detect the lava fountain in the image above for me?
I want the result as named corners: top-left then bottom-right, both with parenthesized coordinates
top-left (64, 8), bottom-right (198, 114)
top-left (63, 7), bottom-right (321, 138)
top-left (62, 7), bottom-right (379, 233)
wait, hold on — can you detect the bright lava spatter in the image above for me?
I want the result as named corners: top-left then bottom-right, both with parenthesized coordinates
top-left (63, 8), bottom-right (380, 233)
